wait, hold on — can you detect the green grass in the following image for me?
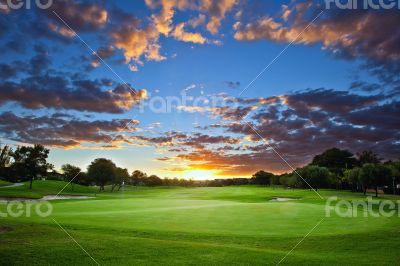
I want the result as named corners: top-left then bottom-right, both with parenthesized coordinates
top-left (0, 180), bottom-right (97, 199)
top-left (0, 180), bottom-right (11, 187)
top-left (1, 182), bottom-right (399, 265)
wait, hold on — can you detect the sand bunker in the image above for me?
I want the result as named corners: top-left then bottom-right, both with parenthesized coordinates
top-left (270, 197), bottom-right (302, 202)
top-left (0, 195), bottom-right (95, 202)
top-left (41, 195), bottom-right (95, 200)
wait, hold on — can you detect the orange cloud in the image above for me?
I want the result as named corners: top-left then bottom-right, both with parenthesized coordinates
top-left (111, 24), bottom-right (165, 66)
top-left (172, 23), bottom-right (207, 44)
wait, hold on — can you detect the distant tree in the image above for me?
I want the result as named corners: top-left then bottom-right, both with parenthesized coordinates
top-left (387, 161), bottom-right (400, 194)
top-left (357, 150), bottom-right (381, 165)
top-left (112, 167), bottom-right (129, 191)
top-left (144, 175), bottom-right (163, 186)
top-left (61, 164), bottom-right (81, 191)
top-left (87, 158), bottom-right (116, 191)
top-left (251, 170), bottom-right (274, 186)
top-left (130, 170), bottom-right (147, 185)
top-left (343, 167), bottom-right (361, 192)
top-left (297, 165), bottom-right (330, 191)
top-left (0, 145), bottom-right (12, 180)
top-left (359, 164), bottom-right (391, 197)
top-left (311, 148), bottom-right (357, 188)
top-left (11, 145), bottom-right (51, 189)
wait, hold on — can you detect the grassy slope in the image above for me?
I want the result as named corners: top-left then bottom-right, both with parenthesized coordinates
top-left (0, 180), bottom-right (11, 187)
top-left (0, 180), bottom-right (97, 198)
top-left (1, 182), bottom-right (400, 265)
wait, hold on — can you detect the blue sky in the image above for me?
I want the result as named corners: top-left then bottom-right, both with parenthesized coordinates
top-left (0, 0), bottom-right (398, 179)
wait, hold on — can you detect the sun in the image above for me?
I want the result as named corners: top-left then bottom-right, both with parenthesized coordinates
top-left (183, 169), bottom-right (217, 180)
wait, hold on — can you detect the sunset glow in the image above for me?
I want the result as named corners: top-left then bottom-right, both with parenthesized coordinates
top-left (182, 169), bottom-right (218, 180)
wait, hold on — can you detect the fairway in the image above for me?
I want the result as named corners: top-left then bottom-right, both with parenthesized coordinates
top-left (1, 181), bottom-right (400, 265)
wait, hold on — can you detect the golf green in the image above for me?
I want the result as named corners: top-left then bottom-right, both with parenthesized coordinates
top-left (0, 181), bottom-right (399, 265)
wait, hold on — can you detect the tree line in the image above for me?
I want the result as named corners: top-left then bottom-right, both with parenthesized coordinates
top-left (0, 145), bottom-right (399, 196)
top-left (251, 148), bottom-right (400, 197)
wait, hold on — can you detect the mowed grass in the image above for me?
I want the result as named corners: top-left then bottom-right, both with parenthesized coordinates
top-left (1, 181), bottom-right (400, 265)
top-left (0, 180), bottom-right (11, 187)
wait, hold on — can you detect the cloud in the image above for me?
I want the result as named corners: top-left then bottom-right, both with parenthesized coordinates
top-left (45, 0), bottom-right (108, 34)
top-left (0, 66), bottom-right (147, 113)
top-left (188, 14), bottom-right (207, 28)
top-left (146, 0), bottom-right (177, 36)
top-left (90, 45), bottom-right (115, 68)
top-left (172, 22), bottom-right (207, 44)
top-left (234, 2), bottom-right (400, 80)
top-left (0, 112), bottom-right (139, 148)
top-left (199, 0), bottom-right (238, 34)
top-left (132, 131), bottom-right (240, 151)
top-left (162, 88), bottom-right (399, 175)
top-left (145, 0), bottom-right (237, 36)
top-left (225, 81), bottom-right (240, 89)
top-left (110, 20), bottom-right (165, 66)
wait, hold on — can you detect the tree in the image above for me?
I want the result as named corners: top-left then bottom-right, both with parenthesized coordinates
top-left (0, 145), bottom-right (12, 180)
top-left (387, 161), bottom-right (400, 195)
top-left (251, 170), bottom-right (274, 186)
top-left (61, 164), bottom-right (81, 191)
top-left (143, 175), bottom-right (163, 186)
top-left (112, 167), bottom-right (129, 191)
top-left (11, 144), bottom-right (51, 189)
top-left (130, 170), bottom-right (147, 185)
top-left (297, 165), bottom-right (330, 191)
top-left (87, 158), bottom-right (116, 191)
top-left (359, 164), bottom-right (391, 197)
top-left (343, 167), bottom-right (361, 192)
top-left (357, 150), bottom-right (381, 165)
top-left (311, 148), bottom-right (357, 188)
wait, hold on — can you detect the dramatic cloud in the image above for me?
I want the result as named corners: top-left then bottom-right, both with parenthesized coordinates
top-left (234, 2), bottom-right (400, 80)
top-left (163, 88), bottom-right (400, 175)
top-left (0, 69), bottom-right (147, 113)
top-left (133, 131), bottom-right (240, 150)
top-left (145, 0), bottom-right (238, 36)
top-left (110, 18), bottom-right (165, 68)
top-left (0, 112), bottom-right (139, 148)
top-left (45, 0), bottom-right (108, 34)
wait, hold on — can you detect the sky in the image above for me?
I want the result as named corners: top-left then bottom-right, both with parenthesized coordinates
top-left (0, 0), bottom-right (399, 180)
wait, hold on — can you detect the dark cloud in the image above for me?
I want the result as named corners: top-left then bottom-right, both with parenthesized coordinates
top-left (0, 63), bottom-right (18, 78)
top-left (0, 112), bottom-right (139, 148)
top-left (0, 75), bottom-right (146, 113)
top-left (234, 2), bottom-right (400, 81)
top-left (132, 131), bottom-right (239, 150)
top-left (45, 0), bottom-right (108, 33)
top-left (0, 51), bottom-right (147, 113)
top-left (225, 81), bottom-right (240, 89)
top-left (284, 88), bottom-right (383, 115)
top-left (161, 88), bottom-right (400, 175)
